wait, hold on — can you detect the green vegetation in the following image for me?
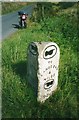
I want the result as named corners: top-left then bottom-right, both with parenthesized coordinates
top-left (1, 2), bottom-right (29, 15)
top-left (2, 2), bottom-right (78, 118)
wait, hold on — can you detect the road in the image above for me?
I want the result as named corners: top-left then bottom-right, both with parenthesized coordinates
top-left (0, 4), bottom-right (35, 41)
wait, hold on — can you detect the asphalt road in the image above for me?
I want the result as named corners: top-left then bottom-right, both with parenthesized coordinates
top-left (1, 4), bottom-right (35, 41)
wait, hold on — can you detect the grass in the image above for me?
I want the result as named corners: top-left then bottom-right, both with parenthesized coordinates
top-left (1, 2), bottom-right (30, 15)
top-left (2, 4), bottom-right (78, 118)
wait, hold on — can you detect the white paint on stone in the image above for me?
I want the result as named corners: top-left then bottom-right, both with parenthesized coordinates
top-left (27, 42), bottom-right (60, 103)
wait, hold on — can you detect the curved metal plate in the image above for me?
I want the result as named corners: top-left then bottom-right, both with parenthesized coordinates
top-left (44, 79), bottom-right (54, 89)
top-left (43, 45), bottom-right (57, 59)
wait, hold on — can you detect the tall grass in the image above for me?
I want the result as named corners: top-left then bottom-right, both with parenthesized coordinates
top-left (1, 2), bottom-right (29, 15)
top-left (2, 6), bottom-right (78, 118)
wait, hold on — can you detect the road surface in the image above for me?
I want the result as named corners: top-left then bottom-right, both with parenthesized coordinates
top-left (0, 4), bottom-right (35, 41)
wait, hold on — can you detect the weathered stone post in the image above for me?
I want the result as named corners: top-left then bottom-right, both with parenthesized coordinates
top-left (27, 42), bottom-right (60, 103)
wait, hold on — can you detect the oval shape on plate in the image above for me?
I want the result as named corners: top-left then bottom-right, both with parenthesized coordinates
top-left (44, 79), bottom-right (54, 89)
top-left (43, 45), bottom-right (57, 59)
